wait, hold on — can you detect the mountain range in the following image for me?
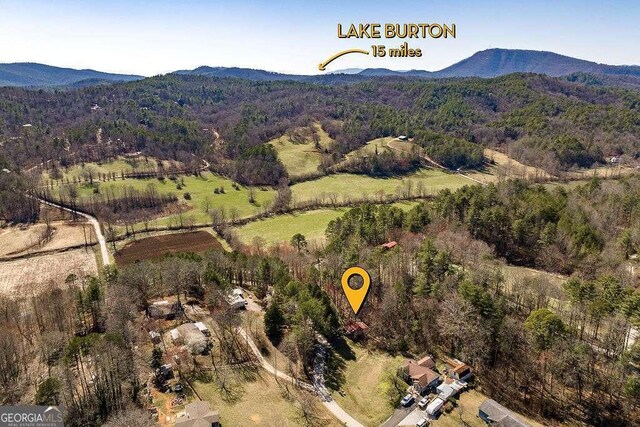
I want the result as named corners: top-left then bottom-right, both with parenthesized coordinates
top-left (2, 49), bottom-right (640, 87)
top-left (0, 63), bottom-right (142, 87)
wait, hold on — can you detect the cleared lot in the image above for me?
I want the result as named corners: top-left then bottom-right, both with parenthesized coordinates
top-left (0, 249), bottom-right (98, 298)
top-left (0, 221), bottom-right (95, 257)
top-left (114, 230), bottom-right (224, 265)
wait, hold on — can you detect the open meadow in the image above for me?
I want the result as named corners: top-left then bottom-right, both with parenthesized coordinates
top-left (0, 221), bottom-right (96, 258)
top-left (47, 171), bottom-right (275, 227)
top-left (42, 156), bottom-right (183, 183)
top-left (191, 372), bottom-right (342, 427)
top-left (328, 340), bottom-right (403, 427)
top-left (269, 124), bottom-right (333, 178)
top-left (342, 137), bottom-right (394, 162)
top-left (233, 201), bottom-right (420, 247)
top-left (233, 208), bottom-right (346, 246)
top-left (291, 169), bottom-right (469, 204)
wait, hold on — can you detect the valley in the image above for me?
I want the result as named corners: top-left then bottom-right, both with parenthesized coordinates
top-left (1, 53), bottom-right (640, 427)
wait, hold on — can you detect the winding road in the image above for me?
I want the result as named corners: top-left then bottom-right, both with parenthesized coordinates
top-left (238, 327), bottom-right (364, 427)
top-left (37, 198), bottom-right (110, 266)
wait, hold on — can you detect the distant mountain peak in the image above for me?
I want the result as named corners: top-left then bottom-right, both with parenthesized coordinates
top-left (0, 63), bottom-right (142, 87)
top-left (3, 49), bottom-right (640, 88)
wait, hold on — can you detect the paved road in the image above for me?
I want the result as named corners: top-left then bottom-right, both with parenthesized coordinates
top-left (381, 402), bottom-right (417, 427)
top-left (238, 327), bottom-right (364, 427)
top-left (37, 198), bottom-right (110, 266)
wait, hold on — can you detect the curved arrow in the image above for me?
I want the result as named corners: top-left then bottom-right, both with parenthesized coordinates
top-left (318, 48), bottom-right (370, 71)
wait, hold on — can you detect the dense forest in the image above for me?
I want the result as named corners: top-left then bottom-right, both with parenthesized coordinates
top-left (1, 72), bottom-right (639, 185)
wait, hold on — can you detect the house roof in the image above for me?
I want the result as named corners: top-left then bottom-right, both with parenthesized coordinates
top-left (415, 368), bottom-right (440, 387)
top-left (194, 321), bottom-right (208, 332)
top-left (176, 401), bottom-right (220, 427)
top-left (479, 399), bottom-right (530, 427)
top-left (403, 359), bottom-right (439, 386)
top-left (345, 321), bottom-right (368, 334)
top-left (416, 355), bottom-right (435, 369)
top-left (446, 357), bottom-right (471, 374)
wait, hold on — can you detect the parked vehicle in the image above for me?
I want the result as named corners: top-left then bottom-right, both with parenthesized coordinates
top-left (426, 397), bottom-right (445, 416)
top-left (416, 418), bottom-right (429, 427)
top-left (400, 394), bottom-right (415, 407)
top-left (418, 397), bottom-right (430, 410)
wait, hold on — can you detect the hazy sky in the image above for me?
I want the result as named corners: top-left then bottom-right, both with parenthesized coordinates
top-left (0, 0), bottom-right (638, 75)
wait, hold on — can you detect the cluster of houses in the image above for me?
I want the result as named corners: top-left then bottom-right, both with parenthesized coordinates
top-left (399, 355), bottom-right (474, 419)
top-left (145, 290), bottom-right (250, 425)
top-left (399, 353), bottom-right (532, 426)
top-left (401, 356), bottom-right (472, 396)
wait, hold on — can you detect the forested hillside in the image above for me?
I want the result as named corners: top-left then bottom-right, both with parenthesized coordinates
top-left (1, 73), bottom-right (639, 185)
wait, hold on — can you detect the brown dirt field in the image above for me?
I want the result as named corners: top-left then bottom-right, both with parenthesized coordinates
top-left (0, 221), bottom-right (96, 257)
top-left (0, 249), bottom-right (98, 298)
top-left (115, 230), bottom-right (223, 265)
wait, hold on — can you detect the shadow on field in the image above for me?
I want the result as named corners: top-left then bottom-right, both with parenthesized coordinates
top-left (324, 336), bottom-right (356, 391)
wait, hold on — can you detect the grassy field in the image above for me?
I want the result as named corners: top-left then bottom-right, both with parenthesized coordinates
top-left (291, 169), bottom-right (469, 204)
top-left (51, 171), bottom-right (275, 227)
top-left (269, 124), bottom-right (333, 178)
top-left (233, 208), bottom-right (346, 246)
top-left (484, 148), bottom-right (551, 181)
top-left (430, 389), bottom-right (544, 427)
top-left (192, 371), bottom-right (341, 426)
top-left (233, 201), bottom-right (421, 246)
top-left (329, 340), bottom-right (403, 427)
top-left (42, 156), bottom-right (181, 183)
top-left (344, 137), bottom-right (394, 159)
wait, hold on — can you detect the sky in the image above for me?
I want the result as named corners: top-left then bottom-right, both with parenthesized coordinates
top-left (0, 0), bottom-right (639, 76)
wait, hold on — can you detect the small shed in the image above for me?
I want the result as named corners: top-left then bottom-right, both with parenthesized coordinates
top-left (479, 399), bottom-right (531, 426)
top-left (226, 293), bottom-right (247, 310)
top-left (170, 328), bottom-right (182, 344)
top-left (345, 321), bottom-right (369, 340)
top-left (158, 364), bottom-right (174, 380)
top-left (381, 241), bottom-right (398, 250)
top-left (148, 301), bottom-right (182, 320)
top-left (149, 331), bottom-right (161, 344)
top-left (194, 321), bottom-right (210, 336)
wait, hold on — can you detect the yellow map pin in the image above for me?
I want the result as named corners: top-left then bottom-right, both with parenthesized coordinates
top-left (341, 267), bottom-right (371, 315)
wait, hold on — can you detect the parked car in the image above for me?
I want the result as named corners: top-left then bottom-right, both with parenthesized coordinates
top-left (418, 397), bottom-right (430, 410)
top-left (173, 383), bottom-right (184, 393)
top-left (416, 418), bottom-right (429, 427)
top-left (400, 394), bottom-right (415, 407)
